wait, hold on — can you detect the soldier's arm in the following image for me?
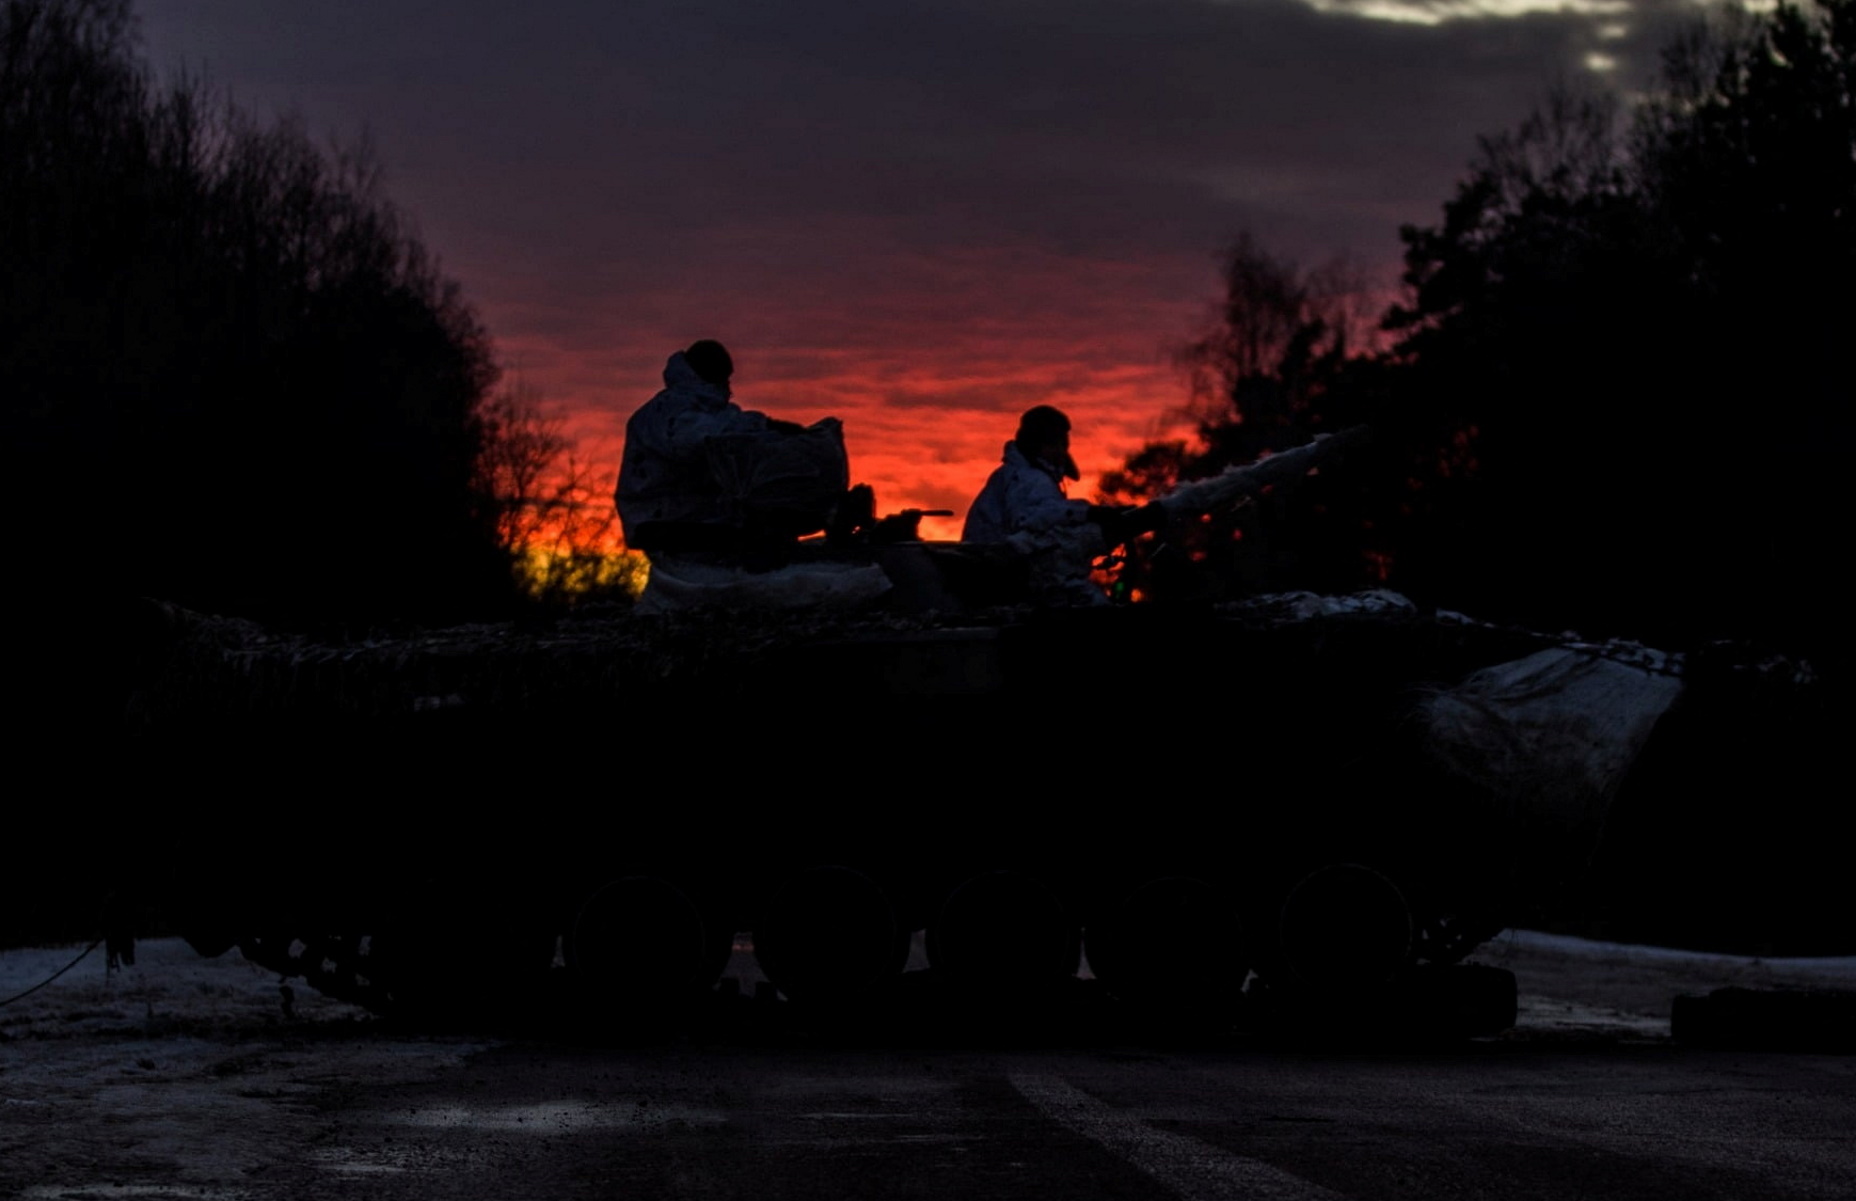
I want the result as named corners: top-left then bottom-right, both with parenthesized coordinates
top-left (662, 403), bottom-right (771, 457)
top-left (1005, 473), bottom-right (1091, 535)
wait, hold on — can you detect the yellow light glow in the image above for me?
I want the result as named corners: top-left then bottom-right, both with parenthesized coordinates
top-left (514, 544), bottom-right (649, 602)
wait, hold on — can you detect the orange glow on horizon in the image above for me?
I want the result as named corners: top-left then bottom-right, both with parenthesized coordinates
top-left (482, 240), bottom-right (1221, 547)
top-left (490, 249), bottom-right (1239, 559)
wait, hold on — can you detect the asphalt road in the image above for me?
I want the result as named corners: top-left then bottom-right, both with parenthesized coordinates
top-left (3, 936), bottom-right (1853, 1200)
top-left (275, 1035), bottom-right (1852, 1201)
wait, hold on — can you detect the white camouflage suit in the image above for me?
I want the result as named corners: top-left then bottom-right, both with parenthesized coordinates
top-left (616, 351), bottom-right (770, 546)
top-left (962, 440), bottom-right (1106, 605)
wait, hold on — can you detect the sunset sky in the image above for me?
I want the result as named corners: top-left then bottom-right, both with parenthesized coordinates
top-left (135, 0), bottom-right (1706, 540)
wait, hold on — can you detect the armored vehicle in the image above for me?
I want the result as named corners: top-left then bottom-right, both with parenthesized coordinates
top-left (104, 577), bottom-right (1837, 1037)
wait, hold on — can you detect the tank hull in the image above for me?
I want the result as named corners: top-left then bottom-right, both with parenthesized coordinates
top-left (91, 591), bottom-right (1830, 1027)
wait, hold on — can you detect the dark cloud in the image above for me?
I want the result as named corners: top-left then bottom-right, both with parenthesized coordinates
top-left (138, 0), bottom-right (1687, 260)
top-left (133, 0), bottom-right (1712, 518)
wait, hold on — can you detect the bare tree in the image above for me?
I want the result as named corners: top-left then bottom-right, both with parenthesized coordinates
top-left (1176, 233), bottom-right (1376, 442)
top-left (474, 379), bottom-right (644, 605)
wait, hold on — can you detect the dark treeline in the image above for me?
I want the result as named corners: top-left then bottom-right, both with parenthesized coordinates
top-left (4, 0), bottom-right (513, 627)
top-left (1107, 0), bottom-right (1855, 667)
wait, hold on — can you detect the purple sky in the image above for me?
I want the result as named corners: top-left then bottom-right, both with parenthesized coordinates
top-left (133, 0), bottom-right (1703, 537)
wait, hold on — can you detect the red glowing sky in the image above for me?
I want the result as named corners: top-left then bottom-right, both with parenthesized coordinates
top-left (133, 0), bottom-right (1691, 542)
top-left (511, 248), bottom-right (1221, 541)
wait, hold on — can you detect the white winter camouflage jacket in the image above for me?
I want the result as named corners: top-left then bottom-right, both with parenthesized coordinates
top-left (616, 352), bottom-right (770, 540)
top-left (961, 440), bottom-right (1091, 543)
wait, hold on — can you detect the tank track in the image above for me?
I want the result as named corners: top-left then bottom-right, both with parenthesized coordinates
top-left (218, 857), bottom-right (1511, 1036)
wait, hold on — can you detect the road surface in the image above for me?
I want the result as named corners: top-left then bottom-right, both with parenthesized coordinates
top-left (2, 934), bottom-right (1852, 1200)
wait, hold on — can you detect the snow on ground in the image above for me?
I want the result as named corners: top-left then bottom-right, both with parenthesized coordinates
top-left (0, 938), bottom-right (374, 1035)
top-left (1496, 928), bottom-right (1856, 979)
top-left (1474, 928), bottom-right (1856, 1041)
top-left (0, 940), bottom-right (483, 1200)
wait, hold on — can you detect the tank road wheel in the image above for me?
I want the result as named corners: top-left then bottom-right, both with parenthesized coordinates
top-left (1085, 877), bottom-right (1246, 1016)
top-left (567, 877), bottom-right (730, 1012)
top-left (926, 871), bottom-right (1080, 1001)
top-left (367, 891), bottom-right (556, 1021)
top-left (237, 932), bottom-right (304, 978)
top-left (1406, 963), bottom-right (1519, 1037)
top-left (753, 866), bottom-right (908, 1006)
top-left (1412, 908), bottom-right (1509, 967)
top-left (1276, 862), bottom-right (1414, 992)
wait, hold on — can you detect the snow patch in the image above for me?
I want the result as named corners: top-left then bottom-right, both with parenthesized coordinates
top-left (1493, 928), bottom-right (1856, 981)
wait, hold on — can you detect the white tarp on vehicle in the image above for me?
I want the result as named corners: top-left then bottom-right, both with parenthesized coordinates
top-left (635, 555), bottom-right (892, 615)
top-left (1419, 646), bottom-right (1687, 854)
